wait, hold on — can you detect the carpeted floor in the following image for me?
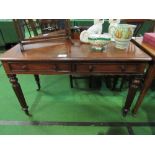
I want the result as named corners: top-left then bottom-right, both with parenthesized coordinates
top-left (0, 61), bottom-right (155, 135)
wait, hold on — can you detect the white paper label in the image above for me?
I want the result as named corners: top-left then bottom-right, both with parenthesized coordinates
top-left (57, 54), bottom-right (67, 57)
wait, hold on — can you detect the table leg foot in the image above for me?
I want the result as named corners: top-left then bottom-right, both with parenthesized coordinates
top-left (23, 108), bottom-right (32, 117)
top-left (36, 87), bottom-right (40, 91)
top-left (122, 108), bottom-right (129, 117)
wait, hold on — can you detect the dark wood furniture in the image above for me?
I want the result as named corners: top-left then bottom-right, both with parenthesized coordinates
top-left (131, 37), bottom-right (155, 114)
top-left (0, 39), bottom-right (151, 116)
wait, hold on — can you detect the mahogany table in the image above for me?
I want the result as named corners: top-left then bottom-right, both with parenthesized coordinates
top-left (0, 39), bottom-right (151, 116)
top-left (131, 37), bottom-right (155, 114)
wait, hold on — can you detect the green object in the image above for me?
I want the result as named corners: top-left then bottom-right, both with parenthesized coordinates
top-left (70, 19), bottom-right (94, 27)
top-left (102, 20), bottom-right (110, 33)
top-left (0, 19), bottom-right (19, 47)
top-left (136, 20), bottom-right (155, 36)
top-left (0, 29), bottom-right (5, 46)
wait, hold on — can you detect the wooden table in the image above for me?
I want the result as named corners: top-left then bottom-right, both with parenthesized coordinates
top-left (0, 39), bottom-right (151, 116)
top-left (131, 37), bottom-right (155, 114)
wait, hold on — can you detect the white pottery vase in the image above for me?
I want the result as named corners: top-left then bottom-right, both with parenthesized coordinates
top-left (109, 24), bottom-right (136, 49)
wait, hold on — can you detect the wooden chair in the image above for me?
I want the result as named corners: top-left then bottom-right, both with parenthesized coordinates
top-left (13, 19), bottom-right (71, 90)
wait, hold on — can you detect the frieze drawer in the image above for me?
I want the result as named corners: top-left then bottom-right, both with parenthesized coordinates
top-left (73, 63), bottom-right (146, 73)
top-left (8, 62), bottom-right (71, 73)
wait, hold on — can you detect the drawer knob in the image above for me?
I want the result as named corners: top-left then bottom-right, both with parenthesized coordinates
top-left (89, 65), bottom-right (94, 72)
top-left (22, 65), bottom-right (27, 69)
top-left (54, 64), bottom-right (58, 71)
top-left (120, 65), bottom-right (126, 72)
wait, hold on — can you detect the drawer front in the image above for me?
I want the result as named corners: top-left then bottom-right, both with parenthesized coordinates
top-left (73, 63), bottom-right (145, 74)
top-left (8, 62), bottom-right (71, 74)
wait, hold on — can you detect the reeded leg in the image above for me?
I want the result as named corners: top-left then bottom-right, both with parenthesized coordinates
top-left (34, 74), bottom-right (41, 91)
top-left (123, 78), bottom-right (141, 116)
top-left (132, 65), bottom-right (155, 115)
top-left (8, 74), bottom-right (32, 116)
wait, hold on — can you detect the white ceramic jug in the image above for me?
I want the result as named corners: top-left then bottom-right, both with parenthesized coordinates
top-left (109, 24), bottom-right (136, 49)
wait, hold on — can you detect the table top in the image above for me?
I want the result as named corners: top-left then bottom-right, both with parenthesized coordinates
top-left (0, 39), bottom-right (151, 62)
top-left (131, 37), bottom-right (155, 58)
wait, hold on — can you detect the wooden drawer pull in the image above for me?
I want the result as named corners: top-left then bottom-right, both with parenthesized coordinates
top-left (89, 65), bottom-right (94, 72)
top-left (22, 65), bottom-right (27, 69)
top-left (120, 65), bottom-right (126, 72)
top-left (54, 64), bottom-right (59, 71)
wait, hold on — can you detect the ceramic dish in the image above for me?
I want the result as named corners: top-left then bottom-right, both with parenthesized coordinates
top-left (88, 34), bottom-right (111, 50)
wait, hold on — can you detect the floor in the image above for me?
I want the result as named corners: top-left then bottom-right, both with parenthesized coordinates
top-left (0, 60), bottom-right (155, 135)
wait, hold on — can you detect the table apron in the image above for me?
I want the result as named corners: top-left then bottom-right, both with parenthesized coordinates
top-left (2, 61), bottom-right (147, 75)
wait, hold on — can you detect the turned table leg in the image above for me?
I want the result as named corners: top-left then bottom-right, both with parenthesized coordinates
top-left (123, 78), bottom-right (141, 116)
top-left (132, 65), bottom-right (155, 115)
top-left (8, 74), bottom-right (32, 116)
top-left (34, 74), bottom-right (41, 91)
